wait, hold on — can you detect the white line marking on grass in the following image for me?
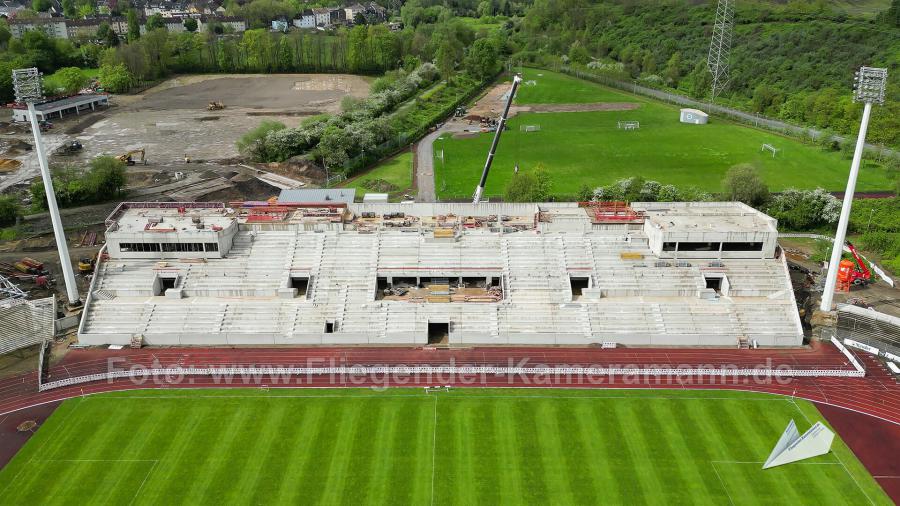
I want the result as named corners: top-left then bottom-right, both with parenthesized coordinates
top-left (129, 460), bottom-right (159, 506)
top-left (791, 399), bottom-right (875, 506)
top-left (712, 460), bottom-right (842, 465)
top-left (0, 398), bottom-right (83, 500)
top-left (711, 462), bottom-right (735, 506)
top-left (98, 394), bottom-right (797, 402)
top-left (430, 396), bottom-right (438, 506)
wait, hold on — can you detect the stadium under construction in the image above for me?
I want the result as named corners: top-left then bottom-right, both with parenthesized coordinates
top-left (75, 200), bottom-right (803, 347)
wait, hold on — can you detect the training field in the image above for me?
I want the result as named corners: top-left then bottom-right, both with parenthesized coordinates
top-left (433, 69), bottom-right (894, 199)
top-left (0, 389), bottom-right (889, 505)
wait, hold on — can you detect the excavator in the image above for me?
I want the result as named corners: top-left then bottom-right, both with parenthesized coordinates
top-left (116, 148), bottom-right (146, 166)
top-left (207, 101), bottom-right (225, 111)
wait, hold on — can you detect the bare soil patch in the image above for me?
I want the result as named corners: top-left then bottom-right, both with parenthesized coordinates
top-left (465, 83), bottom-right (639, 120)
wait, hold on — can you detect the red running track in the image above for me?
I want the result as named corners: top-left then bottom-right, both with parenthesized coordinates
top-left (0, 341), bottom-right (895, 424)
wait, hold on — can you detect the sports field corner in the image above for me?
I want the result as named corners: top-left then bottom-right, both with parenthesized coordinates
top-left (433, 68), bottom-right (894, 200)
top-left (0, 388), bottom-right (890, 505)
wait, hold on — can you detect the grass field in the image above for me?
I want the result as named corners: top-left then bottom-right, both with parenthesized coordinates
top-left (342, 151), bottom-right (415, 200)
top-left (434, 69), bottom-right (894, 199)
top-left (0, 388), bottom-right (889, 505)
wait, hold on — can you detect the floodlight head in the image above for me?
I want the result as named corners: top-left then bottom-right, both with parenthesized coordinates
top-left (12, 67), bottom-right (43, 104)
top-left (853, 66), bottom-right (887, 105)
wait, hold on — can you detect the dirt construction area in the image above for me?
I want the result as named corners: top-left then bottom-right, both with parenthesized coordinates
top-left (0, 74), bottom-right (369, 193)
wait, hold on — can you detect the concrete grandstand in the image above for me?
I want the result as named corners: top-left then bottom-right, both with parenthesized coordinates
top-left (77, 200), bottom-right (803, 347)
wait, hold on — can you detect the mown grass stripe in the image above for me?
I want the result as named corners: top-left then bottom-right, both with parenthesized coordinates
top-left (180, 402), bottom-right (256, 504)
top-left (269, 401), bottom-right (327, 504)
top-left (342, 399), bottom-right (385, 502)
top-left (364, 399), bottom-right (400, 505)
top-left (618, 401), bottom-right (671, 503)
top-left (314, 400), bottom-right (364, 504)
top-left (384, 398), bottom-right (428, 504)
top-left (493, 401), bottom-right (525, 504)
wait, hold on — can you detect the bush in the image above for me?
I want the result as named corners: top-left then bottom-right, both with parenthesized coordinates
top-left (723, 164), bottom-right (770, 207)
top-left (0, 196), bottom-right (21, 227)
top-left (98, 63), bottom-right (133, 93)
top-left (504, 165), bottom-right (551, 202)
top-left (236, 120), bottom-right (286, 162)
top-left (30, 156), bottom-right (126, 209)
top-left (765, 188), bottom-right (841, 230)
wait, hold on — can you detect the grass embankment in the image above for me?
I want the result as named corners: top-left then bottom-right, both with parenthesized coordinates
top-left (341, 151), bottom-right (415, 200)
top-left (0, 388), bottom-right (888, 505)
top-left (434, 68), bottom-right (894, 200)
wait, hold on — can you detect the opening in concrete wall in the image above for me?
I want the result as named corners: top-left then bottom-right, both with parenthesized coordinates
top-left (570, 276), bottom-right (590, 298)
top-left (289, 275), bottom-right (309, 298)
top-left (325, 321), bottom-right (335, 333)
top-left (153, 274), bottom-right (178, 296)
top-left (722, 242), bottom-right (763, 251)
top-left (678, 242), bottom-right (719, 252)
top-left (702, 273), bottom-right (728, 295)
top-left (428, 322), bottom-right (449, 345)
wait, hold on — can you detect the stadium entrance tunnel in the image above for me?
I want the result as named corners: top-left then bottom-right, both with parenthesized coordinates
top-left (428, 321), bottom-right (449, 345)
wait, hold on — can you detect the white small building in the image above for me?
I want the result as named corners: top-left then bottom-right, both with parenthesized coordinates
top-left (293, 10), bottom-right (315, 28)
top-left (680, 108), bottom-right (708, 125)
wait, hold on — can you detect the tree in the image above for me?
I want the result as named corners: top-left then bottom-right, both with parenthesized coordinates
top-left (503, 165), bottom-right (551, 202)
top-left (681, 61), bottom-right (711, 99)
top-left (663, 52), bottom-right (681, 86)
top-left (31, 0), bottom-right (51, 11)
top-left (127, 9), bottom-right (140, 41)
top-left (477, 0), bottom-right (493, 17)
top-left (76, 3), bottom-right (93, 18)
top-left (62, 0), bottom-right (76, 17)
top-left (146, 13), bottom-right (165, 31)
top-left (85, 156), bottom-right (126, 198)
top-left (237, 120), bottom-right (286, 161)
top-left (464, 38), bottom-right (499, 81)
top-left (98, 63), bottom-right (133, 93)
top-left (54, 67), bottom-right (89, 94)
top-left (0, 196), bottom-right (20, 227)
top-left (184, 18), bottom-right (198, 32)
top-left (723, 164), bottom-right (770, 207)
top-left (105, 27), bottom-right (120, 47)
top-left (434, 40), bottom-right (455, 81)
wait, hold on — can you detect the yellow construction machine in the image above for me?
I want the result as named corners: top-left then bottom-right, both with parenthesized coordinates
top-left (117, 148), bottom-right (146, 166)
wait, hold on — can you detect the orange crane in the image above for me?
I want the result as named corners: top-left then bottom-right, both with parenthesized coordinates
top-left (836, 241), bottom-right (871, 291)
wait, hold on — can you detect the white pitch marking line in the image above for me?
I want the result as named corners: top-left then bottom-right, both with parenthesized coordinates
top-left (430, 396), bottom-right (438, 506)
top-left (129, 460), bottom-right (159, 506)
top-left (711, 462), bottom-right (735, 506)
top-left (791, 398), bottom-right (875, 506)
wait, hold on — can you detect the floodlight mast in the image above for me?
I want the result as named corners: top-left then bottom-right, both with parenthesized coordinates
top-left (819, 67), bottom-right (887, 312)
top-left (12, 68), bottom-right (80, 305)
top-left (473, 74), bottom-right (522, 204)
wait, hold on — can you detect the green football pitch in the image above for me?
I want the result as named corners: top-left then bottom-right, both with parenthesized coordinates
top-left (0, 389), bottom-right (889, 505)
top-left (433, 68), bottom-right (894, 199)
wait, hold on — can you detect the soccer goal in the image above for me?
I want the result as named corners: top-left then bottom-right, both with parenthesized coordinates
top-left (617, 121), bottom-right (640, 130)
top-left (520, 124), bottom-right (541, 132)
top-left (761, 143), bottom-right (779, 158)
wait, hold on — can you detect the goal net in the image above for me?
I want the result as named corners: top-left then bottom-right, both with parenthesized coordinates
top-left (617, 121), bottom-right (640, 130)
top-left (520, 125), bottom-right (541, 132)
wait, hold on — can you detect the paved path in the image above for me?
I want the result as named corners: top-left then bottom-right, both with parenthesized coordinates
top-left (415, 121), bottom-right (471, 202)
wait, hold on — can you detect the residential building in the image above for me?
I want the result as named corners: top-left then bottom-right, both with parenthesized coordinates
top-left (293, 9), bottom-right (315, 29)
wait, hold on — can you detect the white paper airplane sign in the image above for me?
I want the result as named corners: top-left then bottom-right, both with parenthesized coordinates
top-left (763, 420), bottom-right (835, 469)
